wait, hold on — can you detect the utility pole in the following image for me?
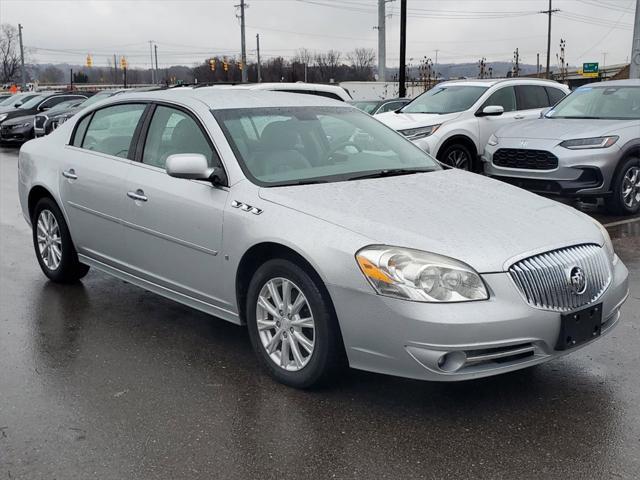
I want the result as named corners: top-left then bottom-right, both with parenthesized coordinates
top-left (113, 54), bottom-right (118, 84)
top-left (256, 34), bottom-right (262, 83)
top-left (434, 49), bottom-right (439, 82)
top-left (154, 44), bottom-right (159, 83)
top-left (513, 48), bottom-right (520, 77)
top-left (149, 40), bottom-right (155, 84)
top-left (70, 68), bottom-right (73, 90)
top-left (18, 24), bottom-right (26, 90)
top-left (377, 0), bottom-right (386, 81)
top-left (237, 0), bottom-right (248, 83)
top-left (399, 0), bottom-right (407, 97)
top-left (631, 0), bottom-right (640, 79)
top-left (540, 0), bottom-right (560, 79)
top-left (537, 53), bottom-right (540, 77)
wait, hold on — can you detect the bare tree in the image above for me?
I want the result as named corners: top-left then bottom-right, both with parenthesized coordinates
top-left (39, 65), bottom-right (63, 84)
top-left (315, 49), bottom-right (341, 82)
top-left (0, 24), bottom-right (21, 84)
top-left (293, 48), bottom-right (313, 67)
top-left (348, 47), bottom-right (375, 80)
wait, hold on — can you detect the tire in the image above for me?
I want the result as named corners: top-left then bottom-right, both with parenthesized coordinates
top-left (605, 156), bottom-right (640, 215)
top-left (246, 258), bottom-right (344, 388)
top-left (32, 197), bottom-right (89, 282)
top-left (438, 142), bottom-right (474, 171)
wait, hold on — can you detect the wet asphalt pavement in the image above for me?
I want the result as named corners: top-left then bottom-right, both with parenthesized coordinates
top-left (1, 146), bottom-right (639, 480)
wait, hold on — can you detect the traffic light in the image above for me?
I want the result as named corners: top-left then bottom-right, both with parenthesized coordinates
top-left (120, 56), bottom-right (128, 69)
top-left (238, 61), bottom-right (243, 71)
top-left (86, 54), bottom-right (93, 68)
top-left (209, 58), bottom-right (216, 71)
top-left (223, 57), bottom-right (228, 72)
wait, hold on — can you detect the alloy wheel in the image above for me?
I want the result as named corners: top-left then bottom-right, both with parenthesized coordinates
top-left (36, 209), bottom-right (62, 270)
top-left (256, 277), bottom-right (315, 371)
top-left (446, 148), bottom-right (470, 170)
top-left (622, 166), bottom-right (640, 209)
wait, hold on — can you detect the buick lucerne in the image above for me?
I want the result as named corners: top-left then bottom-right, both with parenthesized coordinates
top-left (18, 89), bottom-right (629, 388)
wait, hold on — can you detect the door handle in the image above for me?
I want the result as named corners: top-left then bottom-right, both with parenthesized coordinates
top-left (127, 189), bottom-right (148, 202)
top-left (62, 168), bottom-right (78, 180)
top-left (514, 115), bottom-right (525, 120)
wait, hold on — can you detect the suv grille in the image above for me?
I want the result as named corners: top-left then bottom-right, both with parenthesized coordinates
top-left (493, 148), bottom-right (558, 170)
top-left (509, 244), bottom-right (611, 312)
top-left (34, 115), bottom-right (47, 129)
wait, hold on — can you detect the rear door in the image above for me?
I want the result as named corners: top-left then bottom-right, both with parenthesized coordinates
top-left (122, 103), bottom-right (230, 310)
top-left (59, 102), bottom-right (148, 268)
top-left (477, 86), bottom-right (518, 154)
top-left (514, 85), bottom-right (552, 120)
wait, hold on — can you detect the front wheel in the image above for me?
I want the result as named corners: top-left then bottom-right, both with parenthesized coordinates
top-left (32, 197), bottom-right (89, 282)
top-left (605, 157), bottom-right (640, 215)
top-left (438, 143), bottom-right (474, 171)
top-left (246, 259), bottom-right (343, 388)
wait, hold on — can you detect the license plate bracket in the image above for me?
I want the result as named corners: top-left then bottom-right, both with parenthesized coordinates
top-left (555, 303), bottom-right (602, 351)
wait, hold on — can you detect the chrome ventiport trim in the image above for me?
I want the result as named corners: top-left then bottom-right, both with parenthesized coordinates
top-left (231, 200), bottom-right (262, 215)
top-left (509, 244), bottom-right (612, 312)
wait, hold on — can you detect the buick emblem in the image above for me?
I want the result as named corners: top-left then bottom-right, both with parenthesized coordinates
top-left (569, 266), bottom-right (587, 295)
top-left (520, 139), bottom-right (528, 148)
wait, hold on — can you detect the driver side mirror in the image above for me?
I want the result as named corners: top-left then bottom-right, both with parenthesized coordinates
top-left (479, 105), bottom-right (504, 116)
top-left (39, 105), bottom-right (51, 111)
top-left (166, 153), bottom-right (226, 185)
top-left (539, 107), bottom-right (551, 118)
top-left (13, 102), bottom-right (22, 107)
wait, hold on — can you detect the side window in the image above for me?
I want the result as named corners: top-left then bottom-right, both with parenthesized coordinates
top-left (82, 103), bottom-right (146, 158)
top-left (516, 85), bottom-right (550, 110)
top-left (40, 96), bottom-right (80, 110)
top-left (377, 101), bottom-right (405, 114)
top-left (72, 114), bottom-right (91, 147)
top-left (142, 105), bottom-right (219, 169)
top-left (546, 87), bottom-right (566, 105)
top-left (312, 90), bottom-right (343, 101)
top-left (481, 87), bottom-right (516, 112)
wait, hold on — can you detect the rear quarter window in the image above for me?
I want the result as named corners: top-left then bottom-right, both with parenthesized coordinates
top-left (516, 85), bottom-right (550, 110)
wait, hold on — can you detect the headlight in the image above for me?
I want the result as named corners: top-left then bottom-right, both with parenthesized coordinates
top-left (560, 136), bottom-right (618, 149)
top-left (12, 123), bottom-right (31, 129)
top-left (356, 246), bottom-right (489, 302)
top-left (487, 134), bottom-right (499, 146)
top-left (594, 220), bottom-right (617, 264)
top-left (399, 124), bottom-right (440, 140)
top-left (57, 116), bottom-right (68, 125)
top-left (0, 114), bottom-right (7, 123)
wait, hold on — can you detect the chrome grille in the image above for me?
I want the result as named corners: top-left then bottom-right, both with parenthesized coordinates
top-left (509, 244), bottom-right (611, 312)
top-left (493, 148), bottom-right (558, 170)
top-left (34, 115), bottom-right (47, 129)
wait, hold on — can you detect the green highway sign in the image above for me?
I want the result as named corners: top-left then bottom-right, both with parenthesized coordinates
top-left (583, 62), bottom-right (599, 74)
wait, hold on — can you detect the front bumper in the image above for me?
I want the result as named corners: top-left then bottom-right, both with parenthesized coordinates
top-left (328, 258), bottom-right (628, 382)
top-left (482, 140), bottom-right (621, 197)
top-left (0, 125), bottom-right (34, 143)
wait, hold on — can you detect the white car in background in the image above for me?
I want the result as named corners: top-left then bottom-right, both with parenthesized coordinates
top-left (207, 82), bottom-right (352, 102)
top-left (377, 79), bottom-right (569, 171)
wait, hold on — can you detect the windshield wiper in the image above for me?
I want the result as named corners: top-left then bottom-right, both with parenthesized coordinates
top-left (347, 168), bottom-right (434, 181)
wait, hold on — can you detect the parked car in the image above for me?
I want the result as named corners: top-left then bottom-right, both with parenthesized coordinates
top-left (0, 92), bottom-right (88, 131)
top-left (377, 78), bottom-right (569, 171)
top-left (18, 89), bottom-right (628, 388)
top-left (209, 82), bottom-right (352, 102)
top-left (35, 90), bottom-right (125, 137)
top-left (0, 92), bottom-right (42, 113)
top-left (0, 114), bottom-right (36, 144)
top-left (483, 80), bottom-right (640, 215)
top-left (349, 98), bottom-right (411, 115)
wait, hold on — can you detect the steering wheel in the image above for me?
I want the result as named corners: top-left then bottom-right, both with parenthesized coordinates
top-left (327, 140), bottom-right (362, 159)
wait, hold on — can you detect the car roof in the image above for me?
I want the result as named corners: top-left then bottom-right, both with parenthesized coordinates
top-left (437, 78), bottom-right (567, 88)
top-left (102, 88), bottom-right (350, 110)
top-left (582, 79), bottom-right (640, 88)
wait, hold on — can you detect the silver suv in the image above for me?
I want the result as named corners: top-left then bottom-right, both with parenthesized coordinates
top-left (483, 80), bottom-right (640, 215)
top-left (377, 78), bottom-right (569, 171)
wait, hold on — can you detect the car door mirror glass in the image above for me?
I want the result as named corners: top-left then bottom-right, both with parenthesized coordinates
top-left (481, 105), bottom-right (504, 116)
top-left (166, 153), bottom-right (217, 181)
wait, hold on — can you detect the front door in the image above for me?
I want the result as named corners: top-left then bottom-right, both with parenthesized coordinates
top-left (477, 86), bottom-right (520, 155)
top-left (122, 104), bottom-right (230, 310)
top-left (59, 103), bottom-right (147, 268)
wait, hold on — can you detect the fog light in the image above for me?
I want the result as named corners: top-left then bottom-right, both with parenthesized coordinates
top-left (437, 351), bottom-right (467, 372)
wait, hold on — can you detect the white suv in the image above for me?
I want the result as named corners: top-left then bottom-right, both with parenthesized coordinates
top-left (377, 78), bottom-right (570, 171)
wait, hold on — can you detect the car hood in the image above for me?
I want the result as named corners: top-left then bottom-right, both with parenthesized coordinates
top-left (2, 114), bottom-right (33, 126)
top-left (376, 110), bottom-right (462, 131)
top-left (496, 118), bottom-right (632, 140)
top-left (258, 169), bottom-right (602, 273)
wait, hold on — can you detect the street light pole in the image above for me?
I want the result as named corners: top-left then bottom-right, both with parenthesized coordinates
top-left (631, 0), bottom-right (640, 78)
top-left (18, 24), bottom-right (26, 90)
top-left (239, 0), bottom-right (248, 83)
top-left (256, 33), bottom-right (262, 83)
top-left (398, 0), bottom-right (407, 97)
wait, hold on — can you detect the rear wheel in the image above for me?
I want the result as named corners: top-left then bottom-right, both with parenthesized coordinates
top-left (438, 143), bottom-right (474, 171)
top-left (605, 157), bottom-right (640, 215)
top-left (32, 197), bottom-right (89, 282)
top-left (246, 259), bottom-right (343, 388)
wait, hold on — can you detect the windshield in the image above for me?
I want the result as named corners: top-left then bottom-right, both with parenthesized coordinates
top-left (350, 101), bottom-right (380, 114)
top-left (0, 93), bottom-right (35, 107)
top-left (214, 106), bottom-right (440, 186)
top-left (80, 91), bottom-right (118, 108)
top-left (401, 85), bottom-right (488, 114)
top-left (18, 95), bottom-right (45, 109)
top-left (547, 86), bottom-right (640, 120)
top-left (47, 99), bottom-right (83, 114)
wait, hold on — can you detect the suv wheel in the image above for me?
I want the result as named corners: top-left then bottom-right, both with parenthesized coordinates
top-left (439, 143), bottom-right (473, 171)
top-left (32, 197), bottom-right (90, 282)
top-left (246, 259), bottom-right (343, 388)
top-left (606, 157), bottom-right (640, 215)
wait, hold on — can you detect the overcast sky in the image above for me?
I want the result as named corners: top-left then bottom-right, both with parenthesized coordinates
top-left (1, 0), bottom-right (635, 70)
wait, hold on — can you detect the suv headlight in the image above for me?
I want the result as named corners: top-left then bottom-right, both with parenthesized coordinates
top-left (487, 134), bottom-right (499, 146)
top-left (0, 114), bottom-right (7, 123)
top-left (399, 124), bottom-right (440, 141)
top-left (356, 246), bottom-right (489, 302)
top-left (560, 136), bottom-right (618, 149)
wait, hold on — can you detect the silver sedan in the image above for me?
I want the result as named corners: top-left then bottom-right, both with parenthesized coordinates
top-left (18, 88), bottom-right (629, 388)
